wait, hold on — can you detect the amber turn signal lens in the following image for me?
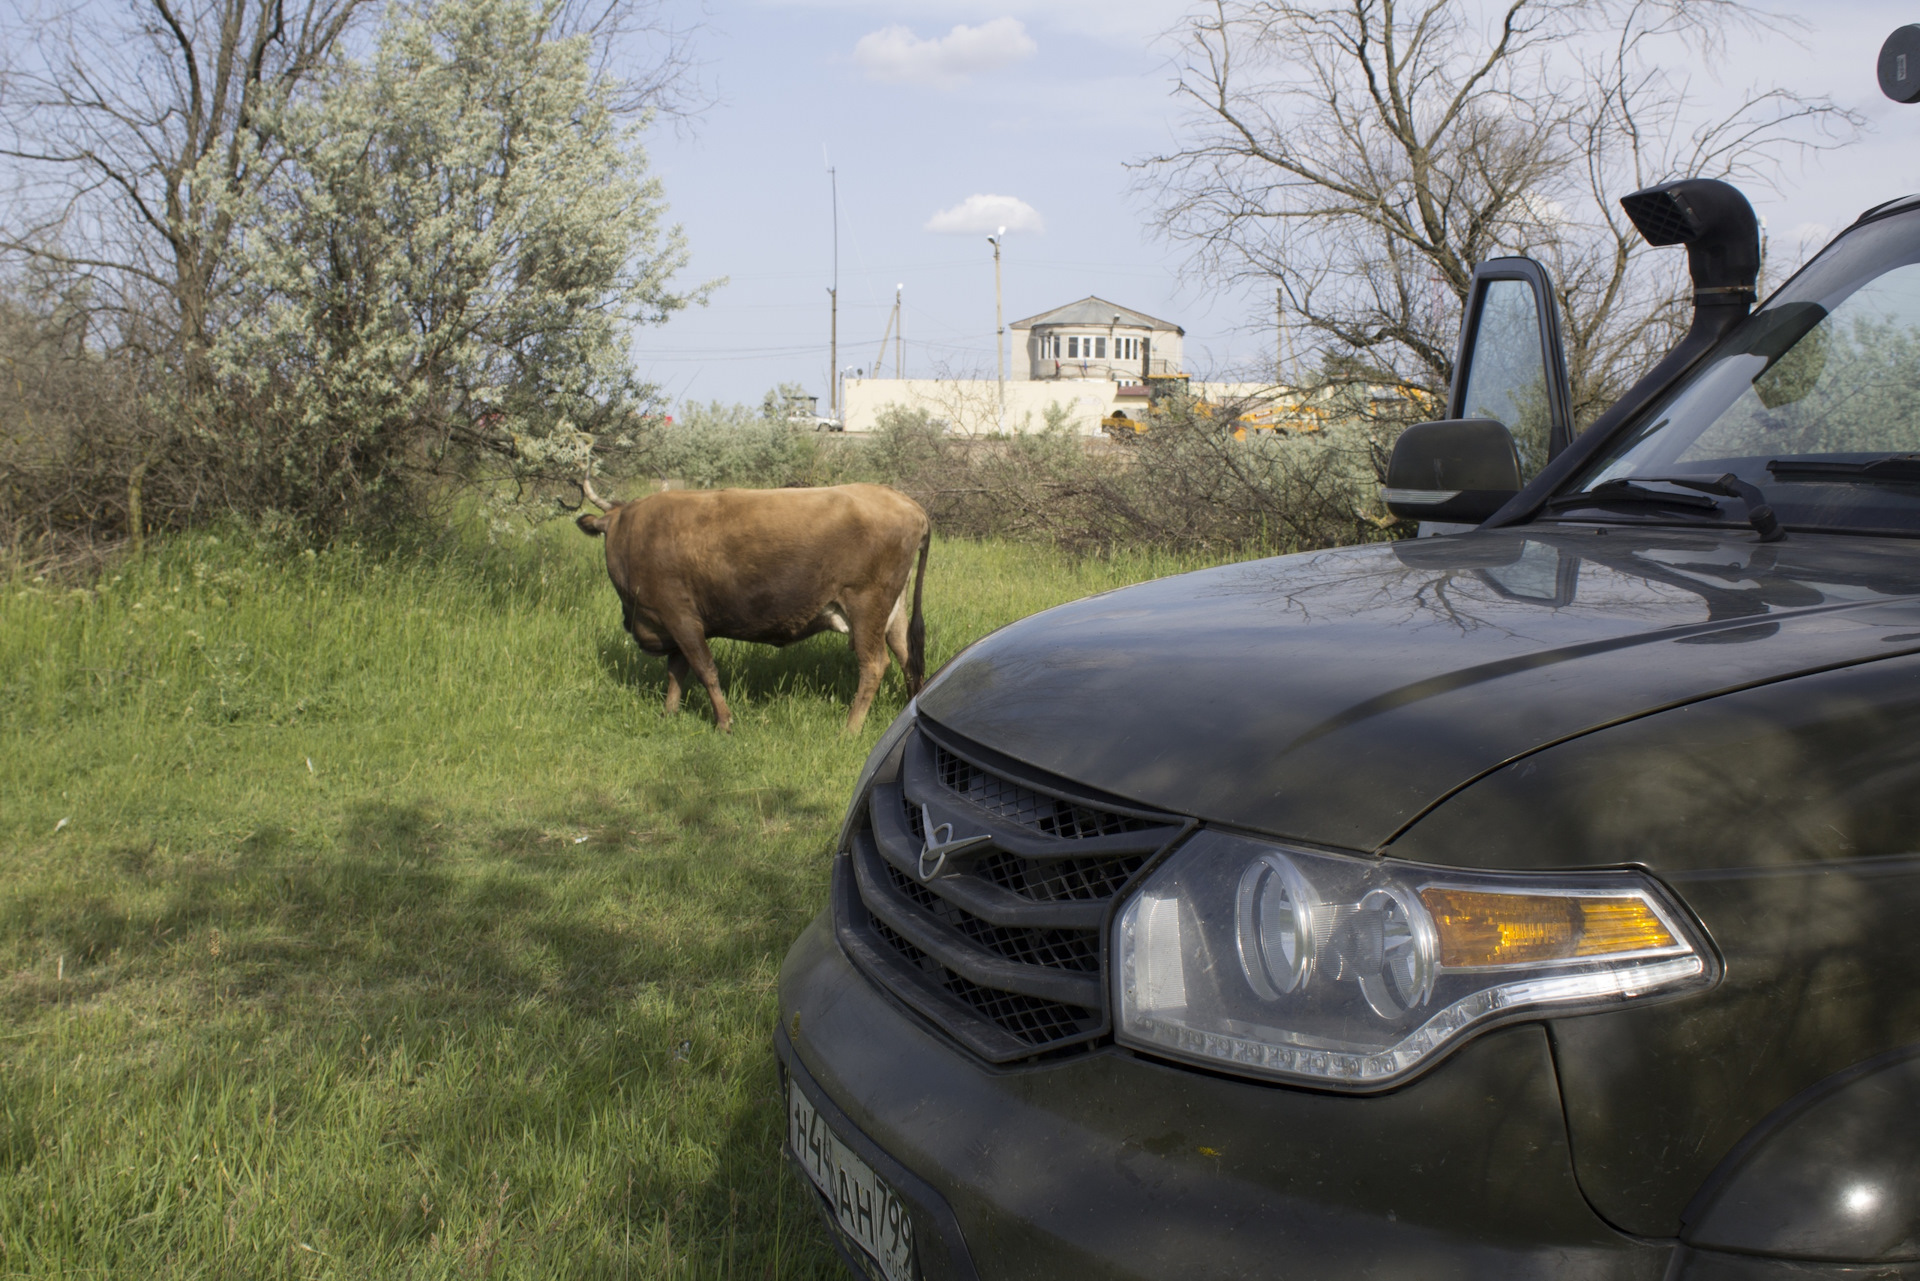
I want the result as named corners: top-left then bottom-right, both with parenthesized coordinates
top-left (1418, 888), bottom-right (1677, 969)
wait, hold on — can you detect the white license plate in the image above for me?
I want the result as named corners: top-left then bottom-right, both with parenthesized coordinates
top-left (787, 1076), bottom-right (917, 1281)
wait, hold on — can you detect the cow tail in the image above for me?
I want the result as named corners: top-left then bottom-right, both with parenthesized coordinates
top-left (905, 524), bottom-right (931, 695)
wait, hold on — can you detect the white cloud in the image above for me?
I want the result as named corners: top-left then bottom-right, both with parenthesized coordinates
top-left (924, 193), bottom-right (1046, 235)
top-left (853, 17), bottom-right (1036, 88)
top-left (775, 0), bottom-right (1183, 48)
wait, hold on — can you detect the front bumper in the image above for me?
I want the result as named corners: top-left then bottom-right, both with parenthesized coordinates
top-left (778, 905), bottom-right (1678, 1281)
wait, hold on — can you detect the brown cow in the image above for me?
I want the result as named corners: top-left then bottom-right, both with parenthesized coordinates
top-left (576, 478), bottom-right (930, 731)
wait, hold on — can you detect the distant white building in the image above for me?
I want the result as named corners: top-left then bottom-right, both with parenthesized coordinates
top-left (837, 294), bottom-right (1270, 435)
top-left (1009, 296), bottom-right (1184, 383)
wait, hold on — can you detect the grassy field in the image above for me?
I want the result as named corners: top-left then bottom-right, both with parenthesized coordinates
top-left (0, 522), bottom-right (1246, 1278)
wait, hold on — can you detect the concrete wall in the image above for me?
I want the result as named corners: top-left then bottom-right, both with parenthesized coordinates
top-left (839, 378), bottom-right (1285, 436)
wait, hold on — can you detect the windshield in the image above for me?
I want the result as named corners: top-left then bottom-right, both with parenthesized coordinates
top-left (1562, 209), bottom-right (1920, 536)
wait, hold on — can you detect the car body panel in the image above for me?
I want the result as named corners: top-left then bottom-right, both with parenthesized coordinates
top-left (1390, 657), bottom-right (1920, 1237)
top-left (916, 528), bottom-right (1920, 853)
top-left (1669, 1247), bottom-right (1920, 1279)
top-left (781, 901), bottom-right (1672, 1281)
top-left (1387, 652), bottom-right (1920, 872)
top-left (1685, 1048), bottom-right (1920, 1260)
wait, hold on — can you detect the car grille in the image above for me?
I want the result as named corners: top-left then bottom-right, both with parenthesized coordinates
top-left (835, 720), bottom-right (1188, 1063)
top-left (931, 742), bottom-right (1157, 840)
top-left (883, 863), bottom-right (1103, 970)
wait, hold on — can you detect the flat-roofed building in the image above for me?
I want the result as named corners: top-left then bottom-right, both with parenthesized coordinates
top-left (836, 293), bottom-right (1299, 435)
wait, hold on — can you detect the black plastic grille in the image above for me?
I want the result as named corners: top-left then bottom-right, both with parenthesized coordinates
top-left (944, 974), bottom-right (1097, 1044)
top-left (902, 791), bottom-right (1146, 904)
top-left (974, 848), bottom-right (1147, 902)
top-left (1619, 189), bottom-right (1692, 246)
top-left (934, 743), bottom-right (1154, 839)
top-left (869, 918), bottom-right (1100, 1046)
top-left (884, 864), bottom-right (1101, 971)
top-left (842, 725), bottom-right (1182, 1061)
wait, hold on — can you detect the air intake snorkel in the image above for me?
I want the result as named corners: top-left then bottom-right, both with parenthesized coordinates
top-left (1482, 177), bottom-right (1760, 528)
top-left (1593, 178), bottom-right (1761, 409)
top-left (1619, 178), bottom-right (1761, 337)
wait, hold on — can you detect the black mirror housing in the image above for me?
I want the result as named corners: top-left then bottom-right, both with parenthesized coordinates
top-left (1448, 257), bottom-right (1575, 464)
top-left (1384, 419), bottom-right (1524, 524)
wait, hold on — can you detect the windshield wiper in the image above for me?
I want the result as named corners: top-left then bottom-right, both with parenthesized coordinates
top-left (1768, 455), bottom-right (1920, 485)
top-left (1544, 478), bottom-right (1722, 513)
top-left (1546, 474), bottom-right (1784, 541)
top-left (1667, 474), bottom-right (1784, 542)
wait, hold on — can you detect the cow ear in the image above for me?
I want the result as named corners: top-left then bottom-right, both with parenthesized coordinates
top-left (577, 512), bottom-right (608, 537)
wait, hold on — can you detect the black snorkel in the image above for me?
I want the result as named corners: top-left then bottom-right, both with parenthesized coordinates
top-left (1485, 23), bottom-right (1920, 531)
top-left (1481, 177), bottom-right (1761, 529)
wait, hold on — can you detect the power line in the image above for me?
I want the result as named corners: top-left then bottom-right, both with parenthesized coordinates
top-left (633, 333), bottom-right (997, 367)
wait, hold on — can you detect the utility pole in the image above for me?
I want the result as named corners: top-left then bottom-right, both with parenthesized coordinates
top-left (896, 284), bottom-right (904, 379)
top-left (987, 226), bottom-right (1006, 429)
top-left (1276, 286), bottom-right (1286, 387)
top-left (872, 295), bottom-right (897, 382)
top-left (827, 160), bottom-right (839, 422)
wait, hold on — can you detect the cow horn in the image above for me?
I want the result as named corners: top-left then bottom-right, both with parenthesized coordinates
top-left (581, 472), bottom-right (613, 512)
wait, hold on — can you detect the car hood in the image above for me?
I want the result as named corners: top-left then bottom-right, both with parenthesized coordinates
top-left (916, 527), bottom-right (1920, 852)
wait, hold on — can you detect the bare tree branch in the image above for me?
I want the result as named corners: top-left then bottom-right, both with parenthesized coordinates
top-left (0, 0), bottom-right (703, 370)
top-left (1136, 0), bottom-right (1862, 430)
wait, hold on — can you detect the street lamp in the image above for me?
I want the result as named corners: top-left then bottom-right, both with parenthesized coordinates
top-left (986, 226), bottom-right (1006, 430)
top-left (827, 162), bottom-right (839, 420)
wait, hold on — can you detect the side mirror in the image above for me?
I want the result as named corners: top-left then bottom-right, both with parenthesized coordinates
top-left (1384, 419), bottom-right (1523, 524)
top-left (1449, 257), bottom-right (1574, 472)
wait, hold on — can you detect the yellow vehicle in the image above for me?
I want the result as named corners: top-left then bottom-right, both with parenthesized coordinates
top-left (1103, 374), bottom-right (1437, 440)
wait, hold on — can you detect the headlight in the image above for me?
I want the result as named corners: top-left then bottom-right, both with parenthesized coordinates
top-left (835, 700), bottom-right (916, 854)
top-left (1115, 830), bottom-right (1716, 1090)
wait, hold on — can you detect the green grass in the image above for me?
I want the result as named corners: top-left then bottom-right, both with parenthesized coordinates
top-left (0, 523), bottom-right (1247, 1278)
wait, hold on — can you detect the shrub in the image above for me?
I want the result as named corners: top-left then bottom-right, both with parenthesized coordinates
top-left (626, 402), bottom-right (824, 490)
top-left (846, 394), bottom-right (1402, 555)
top-left (0, 282), bottom-right (151, 566)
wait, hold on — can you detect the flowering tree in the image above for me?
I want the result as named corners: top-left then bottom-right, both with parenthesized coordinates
top-left (1, 0), bottom-right (704, 544)
top-left (207, 0), bottom-right (710, 533)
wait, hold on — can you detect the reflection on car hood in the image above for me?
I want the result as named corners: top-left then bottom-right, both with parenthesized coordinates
top-left (916, 528), bottom-right (1920, 852)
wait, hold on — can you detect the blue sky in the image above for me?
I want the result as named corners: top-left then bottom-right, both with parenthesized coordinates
top-left (638, 0), bottom-right (1920, 410)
